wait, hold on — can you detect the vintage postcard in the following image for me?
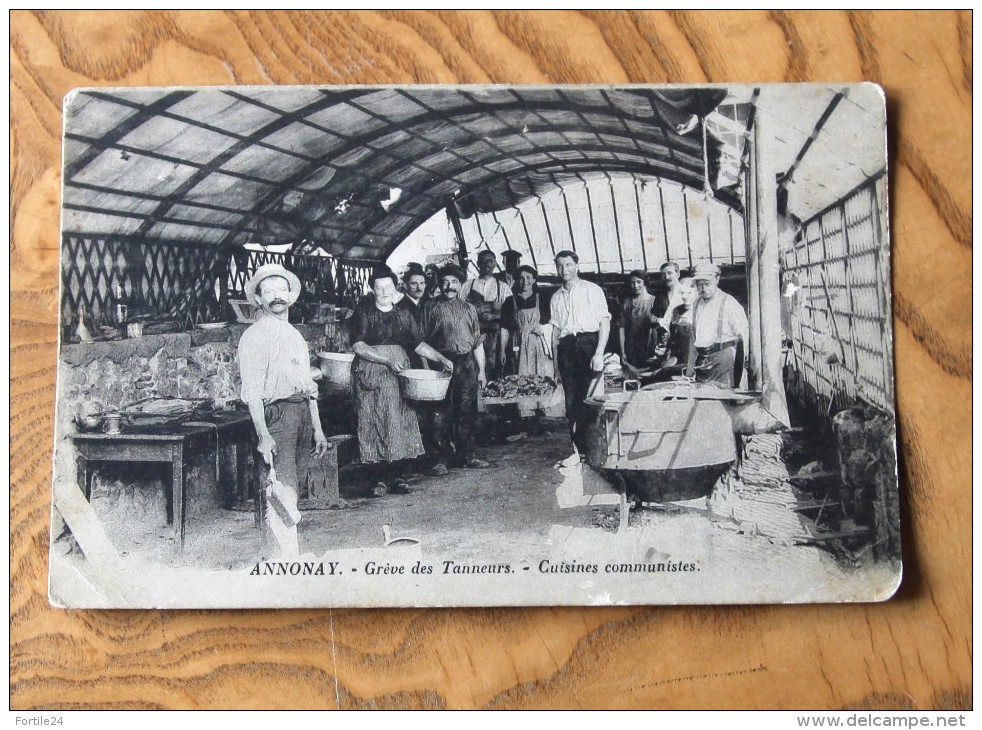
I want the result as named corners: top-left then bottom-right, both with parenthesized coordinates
top-left (49, 83), bottom-right (900, 608)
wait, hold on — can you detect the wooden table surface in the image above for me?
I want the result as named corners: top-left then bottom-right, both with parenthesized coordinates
top-left (10, 11), bottom-right (971, 710)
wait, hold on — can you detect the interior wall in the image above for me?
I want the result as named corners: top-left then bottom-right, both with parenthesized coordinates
top-left (781, 173), bottom-right (892, 423)
top-left (388, 174), bottom-right (745, 279)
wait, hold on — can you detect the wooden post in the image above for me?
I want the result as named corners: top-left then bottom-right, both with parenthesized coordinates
top-left (447, 204), bottom-right (468, 272)
top-left (744, 142), bottom-right (763, 391)
top-left (656, 177), bottom-right (671, 266)
top-left (752, 109), bottom-right (791, 427)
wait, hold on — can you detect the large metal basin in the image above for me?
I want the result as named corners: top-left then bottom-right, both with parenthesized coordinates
top-left (640, 381), bottom-right (785, 436)
top-left (583, 390), bottom-right (736, 503)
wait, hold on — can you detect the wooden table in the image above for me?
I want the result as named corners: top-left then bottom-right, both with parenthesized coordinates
top-left (70, 412), bottom-right (255, 548)
top-left (11, 10), bottom-right (971, 711)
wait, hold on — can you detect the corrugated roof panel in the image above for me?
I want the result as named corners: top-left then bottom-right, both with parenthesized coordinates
top-left (413, 149), bottom-right (469, 171)
top-left (521, 131), bottom-right (569, 149)
top-left (63, 138), bottom-right (93, 168)
top-left (558, 88), bottom-right (608, 109)
top-left (451, 168), bottom-right (488, 187)
top-left (62, 188), bottom-right (159, 216)
top-left (426, 180), bottom-right (458, 199)
top-left (354, 88), bottom-right (427, 119)
top-left (486, 134), bottom-right (537, 155)
top-left (119, 116), bottom-right (238, 165)
top-left (378, 136), bottom-right (439, 161)
top-left (453, 115), bottom-right (509, 137)
top-left (481, 108), bottom-right (540, 131)
top-left (597, 133), bottom-right (637, 149)
top-left (220, 148), bottom-right (306, 182)
top-left (166, 204), bottom-right (246, 228)
top-left (259, 122), bottom-right (343, 158)
top-left (185, 173), bottom-right (273, 205)
top-left (167, 93), bottom-right (281, 136)
top-left (332, 146), bottom-right (377, 168)
top-left (484, 159), bottom-right (525, 174)
top-left (239, 87), bottom-right (329, 113)
top-left (304, 103), bottom-right (388, 135)
top-left (452, 139), bottom-right (498, 160)
top-left (407, 88), bottom-right (478, 111)
top-left (603, 90), bottom-right (657, 118)
top-left (62, 209), bottom-right (143, 236)
top-left (372, 129), bottom-right (414, 150)
top-left (64, 95), bottom-right (138, 138)
top-left (296, 167), bottom-right (337, 191)
top-left (382, 167), bottom-right (421, 189)
top-left (146, 221), bottom-right (227, 243)
top-left (509, 88), bottom-right (564, 104)
top-left (460, 87), bottom-right (517, 106)
top-left (71, 151), bottom-right (199, 197)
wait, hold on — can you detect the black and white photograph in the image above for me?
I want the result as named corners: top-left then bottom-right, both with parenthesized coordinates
top-left (50, 83), bottom-right (899, 608)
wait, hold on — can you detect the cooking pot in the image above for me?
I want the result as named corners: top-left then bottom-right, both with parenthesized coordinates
top-left (317, 352), bottom-right (355, 385)
top-left (583, 381), bottom-right (736, 503)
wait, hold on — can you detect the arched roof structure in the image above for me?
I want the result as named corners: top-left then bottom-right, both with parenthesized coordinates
top-left (62, 85), bottom-right (749, 262)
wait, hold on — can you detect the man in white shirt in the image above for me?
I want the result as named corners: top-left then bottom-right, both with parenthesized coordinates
top-left (656, 261), bottom-right (683, 325)
top-left (691, 262), bottom-right (749, 387)
top-left (238, 263), bottom-right (328, 555)
top-left (548, 250), bottom-right (611, 456)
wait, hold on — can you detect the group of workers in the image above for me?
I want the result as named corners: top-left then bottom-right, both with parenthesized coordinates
top-left (615, 261), bottom-right (749, 388)
top-left (235, 251), bottom-right (749, 554)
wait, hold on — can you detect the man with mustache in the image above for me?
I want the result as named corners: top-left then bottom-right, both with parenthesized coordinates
top-left (421, 264), bottom-right (491, 476)
top-left (691, 262), bottom-right (749, 387)
top-left (238, 263), bottom-right (328, 556)
top-left (397, 263), bottom-right (429, 323)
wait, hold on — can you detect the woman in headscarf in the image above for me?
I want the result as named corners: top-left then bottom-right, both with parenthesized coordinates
top-left (350, 266), bottom-right (454, 495)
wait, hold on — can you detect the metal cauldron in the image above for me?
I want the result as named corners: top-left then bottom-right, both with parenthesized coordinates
top-left (583, 380), bottom-right (737, 504)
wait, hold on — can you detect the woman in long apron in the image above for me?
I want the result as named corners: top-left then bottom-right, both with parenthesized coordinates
top-left (350, 267), bottom-right (453, 495)
top-left (501, 265), bottom-right (563, 431)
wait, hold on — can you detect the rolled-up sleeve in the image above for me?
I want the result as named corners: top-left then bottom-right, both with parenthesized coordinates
top-left (238, 331), bottom-right (266, 404)
top-left (589, 284), bottom-right (612, 326)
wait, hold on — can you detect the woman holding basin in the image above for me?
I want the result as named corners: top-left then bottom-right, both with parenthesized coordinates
top-left (349, 266), bottom-right (454, 496)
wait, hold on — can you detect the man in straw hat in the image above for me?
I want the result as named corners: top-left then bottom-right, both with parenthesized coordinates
top-left (690, 262), bottom-right (749, 387)
top-left (238, 263), bottom-right (328, 556)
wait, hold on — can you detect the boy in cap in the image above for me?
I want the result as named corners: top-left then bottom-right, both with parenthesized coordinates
top-left (691, 262), bottom-right (749, 387)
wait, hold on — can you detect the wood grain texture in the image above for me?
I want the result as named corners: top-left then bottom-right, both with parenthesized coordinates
top-left (10, 10), bottom-right (971, 710)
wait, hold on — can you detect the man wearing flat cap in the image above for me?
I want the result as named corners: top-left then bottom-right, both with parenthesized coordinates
top-left (495, 250), bottom-right (523, 292)
top-left (691, 262), bottom-right (749, 387)
top-left (238, 263), bottom-right (328, 555)
top-left (420, 264), bottom-right (490, 475)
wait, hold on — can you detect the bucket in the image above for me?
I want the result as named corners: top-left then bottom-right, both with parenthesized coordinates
top-left (317, 352), bottom-right (355, 385)
top-left (400, 369), bottom-right (451, 401)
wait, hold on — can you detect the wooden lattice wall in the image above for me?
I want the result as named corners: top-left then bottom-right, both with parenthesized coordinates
top-left (781, 172), bottom-right (893, 422)
top-left (61, 236), bottom-right (228, 336)
top-left (61, 235), bottom-right (377, 342)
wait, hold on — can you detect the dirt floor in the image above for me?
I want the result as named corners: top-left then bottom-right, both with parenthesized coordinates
top-left (53, 416), bottom-right (899, 605)
top-left (69, 418), bottom-right (619, 570)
